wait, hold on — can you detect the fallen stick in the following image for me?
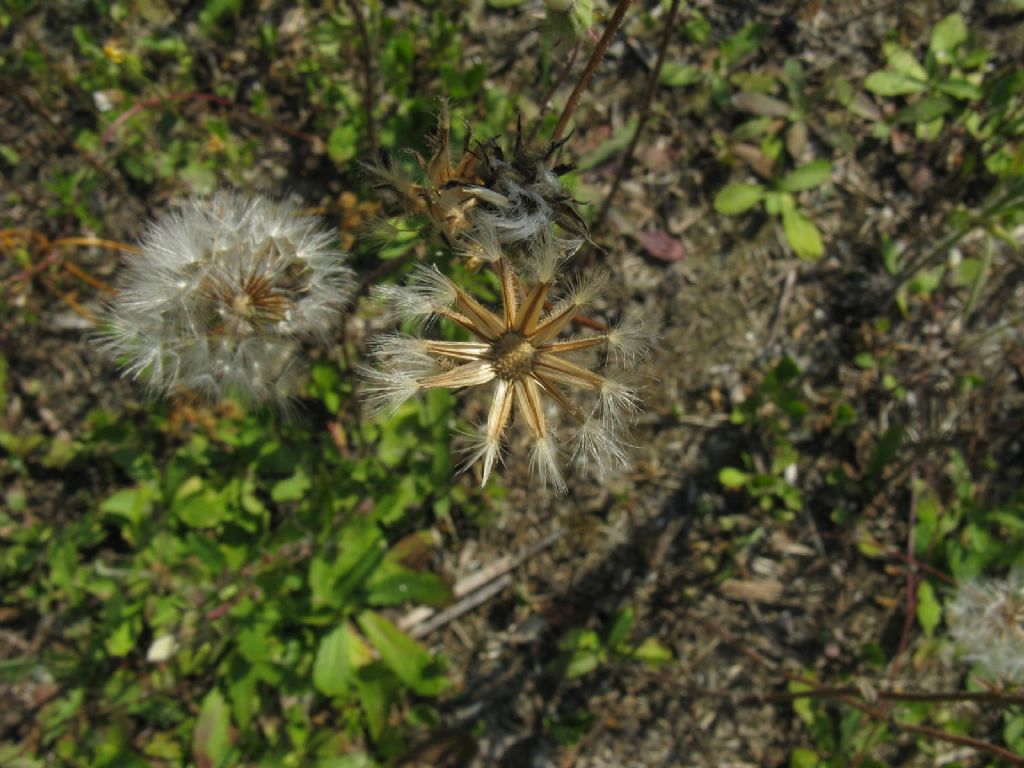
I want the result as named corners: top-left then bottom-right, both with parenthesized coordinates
top-left (399, 528), bottom-right (565, 637)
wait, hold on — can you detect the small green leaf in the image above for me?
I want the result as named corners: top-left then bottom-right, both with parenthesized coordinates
top-left (605, 609), bottom-right (634, 651)
top-left (357, 611), bottom-right (448, 696)
top-left (895, 94), bottom-right (952, 124)
top-left (781, 207), bottom-right (824, 260)
top-left (883, 43), bottom-right (927, 80)
top-left (864, 70), bottom-right (927, 97)
top-left (632, 637), bottom-right (673, 667)
top-left (935, 78), bottom-right (982, 101)
top-left (270, 469), bottom-right (310, 502)
top-left (713, 183), bottom-right (764, 214)
top-left (916, 580), bottom-right (942, 637)
top-left (791, 747), bottom-right (820, 768)
top-left (659, 62), bottom-right (702, 88)
top-left (719, 467), bottom-right (749, 489)
top-left (313, 623), bottom-right (359, 697)
top-left (929, 13), bottom-right (967, 57)
top-left (327, 124), bottom-right (358, 164)
top-left (778, 160), bottom-right (832, 193)
top-left (193, 688), bottom-right (231, 768)
top-left (100, 483), bottom-right (155, 526)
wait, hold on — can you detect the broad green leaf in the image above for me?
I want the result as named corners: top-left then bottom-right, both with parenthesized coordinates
top-left (659, 62), bottom-right (701, 88)
top-left (313, 623), bottom-right (360, 697)
top-left (781, 207), bottom-right (824, 260)
top-left (778, 160), bottom-right (832, 192)
top-left (713, 183), bottom-right (764, 214)
top-left (193, 688), bottom-right (231, 768)
top-left (719, 467), bottom-right (749, 489)
top-left (731, 91), bottom-right (792, 118)
top-left (929, 13), bottom-right (967, 57)
top-left (916, 580), bottom-right (942, 637)
top-left (864, 70), bottom-right (927, 97)
top-left (356, 611), bottom-right (448, 696)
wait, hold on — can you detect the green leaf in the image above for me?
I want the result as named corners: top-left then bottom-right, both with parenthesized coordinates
top-left (354, 663), bottom-right (394, 742)
top-left (916, 580), bottom-right (942, 637)
top-left (659, 62), bottom-right (702, 88)
top-left (895, 94), bottom-right (952, 124)
top-left (100, 483), bottom-right (155, 526)
top-left (883, 43), bottom-right (927, 80)
top-left (270, 469), bottom-right (310, 502)
top-left (929, 13), bottom-right (967, 57)
top-left (174, 483), bottom-right (228, 529)
top-left (632, 637), bottom-right (673, 667)
top-left (713, 183), bottom-right (764, 214)
top-left (605, 609), bottom-right (634, 651)
top-left (327, 124), bottom-right (359, 164)
top-left (356, 611), bottom-right (448, 696)
top-left (193, 688), bottom-right (231, 768)
top-left (313, 623), bottom-right (361, 697)
top-left (935, 78), bottom-right (982, 101)
top-left (365, 570), bottom-right (453, 607)
top-left (781, 206), bottom-right (824, 260)
top-left (864, 70), bottom-right (927, 97)
top-left (778, 160), bottom-right (832, 193)
top-left (719, 467), bottom-right (749, 489)
top-left (791, 747), bottom-right (820, 768)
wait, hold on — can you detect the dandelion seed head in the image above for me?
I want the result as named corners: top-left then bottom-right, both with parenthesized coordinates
top-left (97, 191), bottom-right (353, 407)
top-left (362, 227), bottom-right (646, 491)
top-left (948, 572), bottom-right (1024, 682)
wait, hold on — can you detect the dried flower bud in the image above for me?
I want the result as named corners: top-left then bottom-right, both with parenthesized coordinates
top-left (97, 192), bottom-right (353, 407)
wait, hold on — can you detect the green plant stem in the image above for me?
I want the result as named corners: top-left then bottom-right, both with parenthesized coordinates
top-left (593, 0), bottom-right (681, 232)
top-left (551, 0), bottom-right (634, 142)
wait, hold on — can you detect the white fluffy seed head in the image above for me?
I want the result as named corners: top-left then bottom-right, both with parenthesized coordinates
top-left (97, 191), bottom-right (353, 407)
top-left (948, 572), bottom-right (1024, 682)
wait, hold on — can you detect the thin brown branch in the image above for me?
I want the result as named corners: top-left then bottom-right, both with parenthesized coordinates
top-left (528, 40), bottom-right (582, 145)
top-left (551, 0), bottom-right (634, 142)
top-left (344, 0), bottom-right (378, 157)
top-left (593, 0), bottom-right (681, 232)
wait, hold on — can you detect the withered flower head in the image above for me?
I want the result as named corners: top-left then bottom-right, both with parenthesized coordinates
top-left (364, 106), bottom-right (586, 264)
top-left (362, 228), bottom-right (648, 491)
top-left (98, 192), bottom-right (353, 406)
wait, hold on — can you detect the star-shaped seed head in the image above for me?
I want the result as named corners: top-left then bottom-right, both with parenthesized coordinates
top-left (363, 231), bottom-right (649, 491)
